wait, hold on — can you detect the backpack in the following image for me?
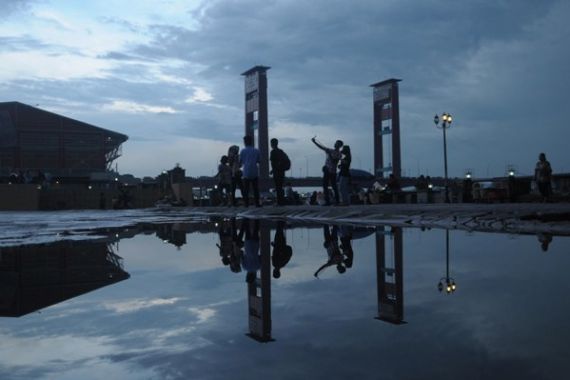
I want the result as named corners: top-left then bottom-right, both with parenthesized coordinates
top-left (279, 149), bottom-right (291, 171)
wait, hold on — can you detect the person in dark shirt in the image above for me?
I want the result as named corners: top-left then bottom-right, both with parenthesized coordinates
top-left (269, 138), bottom-right (289, 206)
top-left (338, 145), bottom-right (352, 205)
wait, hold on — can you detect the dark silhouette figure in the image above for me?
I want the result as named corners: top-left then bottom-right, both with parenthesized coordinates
top-left (386, 174), bottom-right (401, 193)
top-left (240, 136), bottom-right (261, 207)
top-left (241, 218), bottom-right (261, 283)
top-left (311, 137), bottom-right (343, 205)
top-left (230, 218), bottom-right (245, 273)
top-left (269, 138), bottom-right (290, 206)
top-left (271, 221), bottom-right (293, 278)
top-left (338, 145), bottom-right (352, 205)
top-left (537, 233), bottom-right (553, 252)
top-left (535, 152), bottom-right (553, 201)
top-left (216, 155), bottom-right (232, 206)
top-left (216, 219), bottom-right (234, 267)
top-left (314, 225), bottom-right (345, 277)
top-left (228, 145), bottom-right (242, 206)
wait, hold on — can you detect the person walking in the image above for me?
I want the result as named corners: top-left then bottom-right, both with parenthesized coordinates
top-left (311, 136), bottom-right (343, 205)
top-left (269, 138), bottom-right (290, 206)
top-left (239, 135), bottom-right (261, 207)
top-left (535, 152), bottom-right (553, 201)
top-left (338, 145), bottom-right (352, 205)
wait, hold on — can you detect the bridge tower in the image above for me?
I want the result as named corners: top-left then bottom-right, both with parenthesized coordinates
top-left (371, 79), bottom-right (402, 179)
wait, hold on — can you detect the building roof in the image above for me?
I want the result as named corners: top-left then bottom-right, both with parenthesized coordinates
top-left (0, 101), bottom-right (128, 143)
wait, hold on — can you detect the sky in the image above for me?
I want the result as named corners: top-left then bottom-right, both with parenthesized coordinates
top-left (1, 0), bottom-right (569, 179)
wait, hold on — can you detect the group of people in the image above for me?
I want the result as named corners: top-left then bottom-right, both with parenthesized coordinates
top-left (216, 135), bottom-right (352, 207)
top-left (311, 137), bottom-right (352, 206)
top-left (215, 135), bottom-right (291, 207)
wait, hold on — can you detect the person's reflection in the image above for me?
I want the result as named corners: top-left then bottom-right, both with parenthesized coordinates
top-left (216, 219), bottom-right (234, 267)
top-left (314, 225), bottom-right (346, 278)
top-left (241, 218), bottom-right (260, 284)
top-left (537, 233), bottom-right (553, 252)
top-left (271, 221), bottom-right (293, 279)
top-left (339, 224), bottom-right (354, 269)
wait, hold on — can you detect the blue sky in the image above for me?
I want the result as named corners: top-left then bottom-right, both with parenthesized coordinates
top-left (1, 0), bottom-right (569, 178)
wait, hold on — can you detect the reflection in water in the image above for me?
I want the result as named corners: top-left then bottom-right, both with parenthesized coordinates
top-left (244, 219), bottom-right (274, 342)
top-left (314, 225), bottom-right (347, 277)
top-left (156, 223), bottom-right (187, 249)
top-left (0, 240), bottom-right (129, 318)
top-left (437, 230), bottom-right (457, 294)
top-left (375, 226), bottom-right (405, 324)
top-left (272, 221), bottom-right (292, 279)
top-left (537, 232), bottom-right (553, 252)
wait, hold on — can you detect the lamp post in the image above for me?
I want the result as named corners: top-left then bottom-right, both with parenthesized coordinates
top-left (437, 230), bottom-right (457, 294)
top-left (434, 113), bottom-right (453, 203)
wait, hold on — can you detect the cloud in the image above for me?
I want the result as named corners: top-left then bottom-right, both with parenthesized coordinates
top-left (0, 0), bottom-right (569, 177)
top-left (103, 100), bottom-right (178, 114)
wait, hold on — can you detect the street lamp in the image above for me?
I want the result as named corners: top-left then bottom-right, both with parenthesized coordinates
top-left (434, 113), bottom-right (453, 203)
top-left (437, 230), bottom-right (457, 294)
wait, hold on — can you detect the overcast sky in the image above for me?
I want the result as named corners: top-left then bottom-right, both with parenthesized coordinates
top-left (1, 0), bottom-right (569, 178)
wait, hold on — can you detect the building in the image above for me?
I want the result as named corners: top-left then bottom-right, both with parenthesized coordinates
top-left (0, 102), bottom-right (127, 178)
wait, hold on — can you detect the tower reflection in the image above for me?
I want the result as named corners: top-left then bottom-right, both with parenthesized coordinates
top-left (243, 218), bottom-right (274, 342)
top-left (375, 226), bottom-right (405, 324)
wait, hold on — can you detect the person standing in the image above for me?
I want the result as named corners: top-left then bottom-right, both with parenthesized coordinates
top-left (227, 145), bottom-right (242, 206)
top-left (311, 137), bottom-right (343, 205)
top-left (338, 145), bottom-right (352, 205)
top-left (269, 138), bottom-right (290, 206)
top-left (215, 155), bottom-right (232, 206)
top-left (240, 135), bottom-right (261, 207)
top-left (535, 152), bottom-right (553, 201)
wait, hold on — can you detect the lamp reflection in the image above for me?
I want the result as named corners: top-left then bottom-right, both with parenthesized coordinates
top-left (437, 230), bottom-right (457, 294)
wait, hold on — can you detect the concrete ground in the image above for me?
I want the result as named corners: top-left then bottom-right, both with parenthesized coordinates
top-left (184, 203), bottom-right (570, 236)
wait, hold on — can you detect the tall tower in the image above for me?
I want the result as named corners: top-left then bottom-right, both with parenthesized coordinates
top-left (371, 79), bottom-right (402, 179)
top-left (242, 66), bottom-right (270, 181)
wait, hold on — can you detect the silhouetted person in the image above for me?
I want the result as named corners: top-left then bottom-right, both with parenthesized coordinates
top-left (241, 219), bottom-right (260, 283)
top-left (535, 152), bottom-right (553, 201)
top-left (311, 136), bottom-right (343, 205)
top-left (228, 145), bottom-right (242, 206)
top-left (99, 192), bottom-right (106, 209)
top-left (416, 175), bottom-right (428, 191)
top-left (271, 221), bottom-right (293, 278)
top-left (240, 135), bottom-right (261, 207)
top-left (216, 155), bottom-right (232, 206)
top-left (338, 145), bottom-right (352, 205)
top-left (314, 225), bottom-right (345, 277)
top-left (269, 138), bottom-right (290, 206)
top-left (537, 233), bottom-right (553, 252)
top-left (386, 174), bottom-right (401, 193)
